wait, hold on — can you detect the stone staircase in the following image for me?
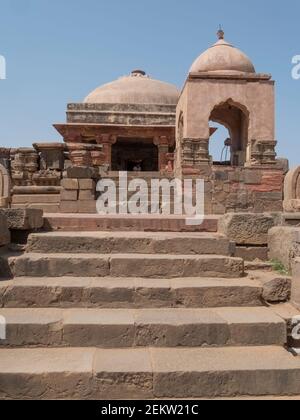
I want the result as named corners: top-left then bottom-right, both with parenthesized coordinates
top-left (0, 230), bottom-right (300, 399)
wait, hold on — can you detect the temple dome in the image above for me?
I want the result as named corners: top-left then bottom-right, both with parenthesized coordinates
top-left (84, 70), bottom-right (180, 105)
top-left (190, 30), bottom-right (256, 74)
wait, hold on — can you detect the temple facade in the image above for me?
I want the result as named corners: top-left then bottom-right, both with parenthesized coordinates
top-left (0, 31), bottom-right (288, 214)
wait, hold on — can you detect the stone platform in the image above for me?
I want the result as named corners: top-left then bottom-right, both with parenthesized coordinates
top-left (44, 213), bottom-right (220, 232)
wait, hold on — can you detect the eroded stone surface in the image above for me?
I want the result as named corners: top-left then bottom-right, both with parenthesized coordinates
top-left (219, 213), bottom-right (279, 245)
top-left (262, 277), bottom-right (292, 303)
top-left (0, 209), bottom-right (43, 231)
top-left (0, 276), bottom-right (264, 309)
top-left (269, 226), bottom-right (300, 270)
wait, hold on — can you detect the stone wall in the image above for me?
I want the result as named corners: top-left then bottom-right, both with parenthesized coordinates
top-left (0, 139), bottom-right (285, 215)
top-left (67, 103), bottom-right (176, 127)
top-left (209, 165), bottom-right (284, 214)
top-left (9, 146), bottom-right (65, 213)
top-left (188, 164), bottom-right (284, 215)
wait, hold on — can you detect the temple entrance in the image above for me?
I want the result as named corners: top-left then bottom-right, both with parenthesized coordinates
top-left (112, 138), bottom-right (159, 172)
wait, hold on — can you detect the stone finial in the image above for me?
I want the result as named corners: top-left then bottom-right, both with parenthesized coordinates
top-left (131, 69), bottom-right (146, 77)
top-left (217, 26), bottom-right (225, 40)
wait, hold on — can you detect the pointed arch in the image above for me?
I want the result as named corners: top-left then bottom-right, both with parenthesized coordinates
top-left (209, 99), bottom-right (250, 166)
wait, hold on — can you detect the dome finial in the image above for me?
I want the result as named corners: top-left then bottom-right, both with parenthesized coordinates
top-left (217, 25), bottom-right (224, 40)
top-left (131, 69), bottom-right (146, 77)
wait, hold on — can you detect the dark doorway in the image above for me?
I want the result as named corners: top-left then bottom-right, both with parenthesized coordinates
top-left (112, 138), bottom-right (159, 172)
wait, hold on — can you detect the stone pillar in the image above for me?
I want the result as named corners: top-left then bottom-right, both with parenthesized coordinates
top-left (154, 136), bottom-right (170, 173)
top-left (65, 143), bottom-right (103, 168)
top-left (181, 138), bottom-right (210, 176)
top-left (96, 134), bottom-right (117, 170)
top-left (67, 144), bottom-right (92, 167)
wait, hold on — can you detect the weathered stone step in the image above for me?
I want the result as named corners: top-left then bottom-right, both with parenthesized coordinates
top-left (26, 231), bottom-right (234, 255)
top-left (44, 214), bottom-right (219, 232)
top-left (0, 307), bottom-right (286, 348)
top-left (0, 346), bottom-right (299, 399)
top-left (13, 253), bottom-right (244, 278)
top-left (0, 277), bottom-right (263, 308)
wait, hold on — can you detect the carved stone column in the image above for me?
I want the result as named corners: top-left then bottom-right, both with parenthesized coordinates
top-left (96, 134), bottom-right (117, 170)
top-left (154, 136), bottom-right (170, 173)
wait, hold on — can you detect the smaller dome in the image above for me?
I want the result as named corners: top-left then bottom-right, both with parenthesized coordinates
top-left (190, 30), bottom-right (256, 74)
top-left (84, 70), bottom-right (180, 105)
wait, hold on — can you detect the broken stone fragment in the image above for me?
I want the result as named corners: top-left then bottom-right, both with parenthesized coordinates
top-left (219, 213), bottom-right (281, 245)
top-left (0, 208), bottom-right (44, 231)
top-left (262, 277), bottom-right (292, 303)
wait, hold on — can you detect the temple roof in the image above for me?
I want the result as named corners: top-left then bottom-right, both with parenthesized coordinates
top-left (84, 70), bottom-right (180, 106)
top-left (190, 30), bottom-right (256, 75)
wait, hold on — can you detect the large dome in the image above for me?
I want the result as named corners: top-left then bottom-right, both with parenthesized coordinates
top-left (84, 70), bottom-right (180, 105)
top-left (190, 30), bottom-right (256, 74)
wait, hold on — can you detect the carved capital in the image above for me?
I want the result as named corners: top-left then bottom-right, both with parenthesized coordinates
top-left (153, 135), bottom-right (170, 147)
top-left (182, 138), bottom-right (210, 166)
top-left (250, 140), bottom-right (277, 165)
top-left (96, 134), bottom-right (117, 145)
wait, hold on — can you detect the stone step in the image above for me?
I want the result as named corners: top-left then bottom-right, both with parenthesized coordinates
top-left (0, 307), bottom-right (286, 348)
top-left (13, 253), bottom-right (244, 278)
top-left (26, 231), bottom-right (234, 256)
top-left (44, 214), bottom-right (219, 232)
top-left (0, 346), bottom-right (299, 399)
top-left (0, 277), bottom-right (264, 309)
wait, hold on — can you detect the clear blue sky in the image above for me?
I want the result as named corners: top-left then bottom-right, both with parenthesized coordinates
top-left (0, 0), bottom-right (299, 165)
